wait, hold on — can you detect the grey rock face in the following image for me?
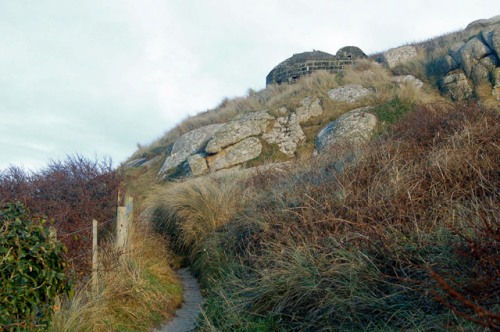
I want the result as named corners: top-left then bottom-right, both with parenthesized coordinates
top-left (125, 158), bottom-right (148, 169)
top-left (158, 124), bottom-right (222, 175)
top-left (457, 37), bottom-right (493, 78)
top-left (448, 43), bottom-right (463, 65)
top-left (466, 15), bottom-right (500, 30)
top-left (315, 106), bottom-right (377, 153)
top-left (442, 55), bottom-right (459, 73)
top-left (262, 96), bottom-right (322, 157)
top-left (205, 111), bottom-right (273, 154)
top-left (473, 54), bottom-right (499, 82)
top-left (383, 45), bottom-right (418, 68)
top-left (327, 84), bottom-right (373, 103)
top-left (295, 96), bottom-right (324, 123)
top-left (439, 71), bottom-right (474, 101)
top-left (263, 113), bottom-right (305, 157)
top-left (481, 26), bottom-right (500, 58)
top-left (207, 137), bottom-right (263, 171)
top-left (392, 75), bottom-right (424, 88)
top-left (171, 124), bottom-right (223, 155)
top-left (187, 154), bottom-right (208, 176)
top-left (443, 25), bottom-right (500, 92)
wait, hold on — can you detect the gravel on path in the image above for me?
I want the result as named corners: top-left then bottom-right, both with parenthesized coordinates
top-left (154, 268), bottom-right (204, 332)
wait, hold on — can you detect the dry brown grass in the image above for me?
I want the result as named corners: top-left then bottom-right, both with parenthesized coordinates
top-left (50, 225), bottom-right (182, 332)
top-left (186, 103), bottom-right (499, 330)
top-left (143, 177), bottom-right (244, 256)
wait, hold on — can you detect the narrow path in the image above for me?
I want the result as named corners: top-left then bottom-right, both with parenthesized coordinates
top-left (155, 268), bottom-right (204, 332)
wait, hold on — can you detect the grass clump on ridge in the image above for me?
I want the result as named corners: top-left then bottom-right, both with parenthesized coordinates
top-left (150, 103), bottom-right (499, 331)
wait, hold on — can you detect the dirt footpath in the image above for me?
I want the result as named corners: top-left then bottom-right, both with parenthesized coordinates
top-left (155, 268), bottom-right (204, 332)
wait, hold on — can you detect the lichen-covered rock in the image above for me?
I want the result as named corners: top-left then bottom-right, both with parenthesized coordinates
top-left (125, 158), bottom-right (148, 169)
top-left (187, 154), bottom-right (208, 176)
top-left (439, 71), bottom-right (474, 101)
top-left (456, 36), bottom-right (493, 77)
top-left (143, 155), bottom-right (161, 169)
top-left (383, 45), bottom-right (418, 68)
top-left (207, 137), bottom-right (262, 171)
top-left (448, 43), bottom-right (463, 65)
top-left (481, 25), bottom-right (500, 59)
top-left (472, 55), bottom-right (499, 82)
top-left (315, 106), bottom-right (377, 153)
top-left (205, 110), bottom-right (273, 154)
top-left (263, 113), bottom-right (305, 157)
top-left (327, 84), bottom-right (373, 103)
top-left (392, 75), bottom-right (424, 88)
top-left (295, 96), bottom-right (323, 123)
top-left (158, 124), bottom-right (222, 175)
top-left (171, 124), bottom-right (223, 155)
top-left (443, 54), bottom-right (459, 72)
top-left (466, 15), bottom-right (500, 30)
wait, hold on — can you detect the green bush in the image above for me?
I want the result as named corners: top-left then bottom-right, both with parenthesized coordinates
top-left (0, 203), bottom-right (70, 331)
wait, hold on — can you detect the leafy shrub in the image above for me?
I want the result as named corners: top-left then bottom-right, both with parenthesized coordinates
top-left (0, 203), bottom-right (70, 331)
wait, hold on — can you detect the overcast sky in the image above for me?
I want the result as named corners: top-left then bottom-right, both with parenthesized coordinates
top-left (0, 1), bottom-right (497, 170)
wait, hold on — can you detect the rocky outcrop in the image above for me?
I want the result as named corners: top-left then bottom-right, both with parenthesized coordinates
top-left (439, 71), bottom-right (474, 101)
top-left (125, 158), bottom-right (148, 169)
top-left (392, 75), bottom-right (424, 88)
top-left (466, 15), bottom-right (500, 31)
top-left (207, 137), bottom-right (262, 171)
top-left (262, 96), bottom-right (323, 157)
top-left (187, 154), bottom-right (208, 176)
top-left (295, 96), bottom-right (323, 123)
top-left (442, 23), bottom-right (500, 95)
top-left (263, 113), bottom-right (305, 157)
top-left (158, 124), bottom-right (223, 176)
top-left (327, 84), bottom-right (373, 103)
top-left (315, 107), bottom-right (377, 153)
top-left (205, 111), bottom-right (273, 154)
top-left (481, 26), bottom-right (500, 58)
top-left (383, 45), bottom-right (418, 68)
top-left (154, 95), bottom-right (328, 178)
top-left (456, 36), bottom-right (493, 78)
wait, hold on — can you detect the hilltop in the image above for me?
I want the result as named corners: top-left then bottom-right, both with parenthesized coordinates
top-left (125, 15), bottom-right (499, 180)
top-left (122, 16), bottom-right (499, 331)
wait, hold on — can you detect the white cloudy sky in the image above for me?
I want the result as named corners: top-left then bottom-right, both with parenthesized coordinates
top-left (0, 1), bottom-right (497, 170)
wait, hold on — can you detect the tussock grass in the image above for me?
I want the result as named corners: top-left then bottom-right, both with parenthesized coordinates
top-left (50, 226), bottom-right (182, 332)
top-left (144, 177), bottom-right (244, 256)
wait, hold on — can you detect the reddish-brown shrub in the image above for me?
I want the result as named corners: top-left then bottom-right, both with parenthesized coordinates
top-left (0, 155), bottom-right (121, 274)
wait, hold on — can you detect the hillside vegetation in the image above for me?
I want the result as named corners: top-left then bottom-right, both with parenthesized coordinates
top-left (0, 156), bottom-right (182, 331)
top-left (127, 18), bottom-right (497, 331)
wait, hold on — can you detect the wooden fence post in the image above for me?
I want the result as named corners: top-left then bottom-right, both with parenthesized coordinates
top-left (92, 219), bottom-right (98, 294)
top-left (116, 207), bottom-right (128, 251)
top-left (126, 196), bottom-right (133, 232)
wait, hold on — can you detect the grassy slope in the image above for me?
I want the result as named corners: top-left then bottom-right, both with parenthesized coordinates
top-left (150, 103), bottom-right (498, 331)
top-left (50, 158), bottom-right (183, 332)
top-left (123, 23), bottom-right (499, 331)
top-left (50, 227), bottom-right (183, 332)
